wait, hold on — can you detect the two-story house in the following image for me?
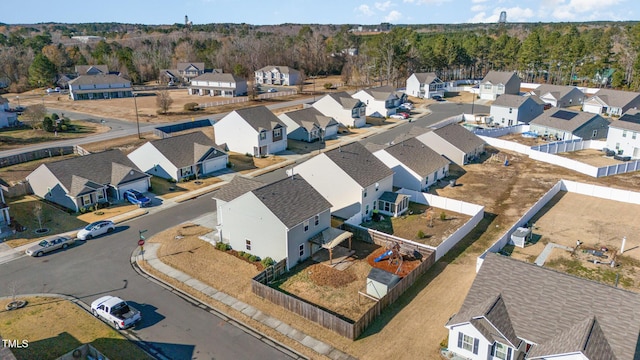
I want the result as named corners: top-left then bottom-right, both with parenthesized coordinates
top-left (68, 74), bottom-right (133, 101)
top-left (479, 71), bottom-right (521, 100)
top-left (288, 142), bottom-right (404, 225)
top-left (532, 84), bottom-right (584, 108)
top-left (0, 185), bottom-right (10, 234)
top-left (278, 107), bottom-right (339, 142)
top-left (75, 65), bottom-right (109, 76)
top-left (0, 96), bottom-right (18, 128)
top-left (405, 72), bottom-right (445, 99)
top-left (312, 92), bottom-right (367, 128)
top-left (352, 85), bottom-right (407, 117)
top-left (213, 175), bottom-right (332, 270)
top-left (188, 73), bottom-right (248, 97)
top-left (606, 109), bottom-right (640, 158)
top-left (213, 106), bottom-right (287, 157)
top-left (416, 124), bottom-right (486, 165)
top-left (489, 94), bottom-right (544, 127)
top-left (582, 88), bottom-right (640, 117)
top-left (177, 62), bottom-right (206, 83)
top-left (254, 65), bottom-right (301, 86)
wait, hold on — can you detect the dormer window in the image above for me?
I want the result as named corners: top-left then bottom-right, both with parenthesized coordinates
top-left (260, 131), bottom-right (267, 140)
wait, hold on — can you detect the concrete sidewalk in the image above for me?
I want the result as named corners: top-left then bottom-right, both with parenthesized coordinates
top-left (134, 243), bottom-right (356, 360)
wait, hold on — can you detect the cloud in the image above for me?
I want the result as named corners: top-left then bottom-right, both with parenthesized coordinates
top-left (402, 0), bottom-right (451, 4)
top-left (539, 0), bottom-right (625, 21)
top-left (471, 0), bottom-right (489, 2)
top-left (356, 4), bottom-right (375, 16)
top-left (471, 4), bottom-right (487, 12)
top-left (384, 10), bottom-right (403, 22)
top-left (375, 1), bottom-right (393, 11)
top-left (468, 6), bottom-right (535, 23)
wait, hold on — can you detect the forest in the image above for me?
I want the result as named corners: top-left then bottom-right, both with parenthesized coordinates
top-left (1, 20), bottom-right (639, 93)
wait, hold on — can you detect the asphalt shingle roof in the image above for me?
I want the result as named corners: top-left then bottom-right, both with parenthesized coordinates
top-left (252, 174), bottom-right (332, 228)
top-left (177, 62), bottom-right (205, 71)
top-left (447, 253), bottom-right (640, 360)
top-left (431, 123), bottom-right (485, 154)
top-left (256, 65), bottom-right (300, 75)
top-left (611, 109), bottom-right (640, 132)
top-left (212, 176), bottom-right (264, 202)
top-left (192, 73), bottom-right (245, 83)
top-left (383, 137), bottom-right (449, 177)
top-left (68, 74), bottom-right (130, 86)
top-left (492, 94), bottom-right (534, 108)
top-left (149, 131), bottom-right (225, 168)
top-left (530, 108), bottom-right (606, 132)
top-left (283, 107), bottom-right (338, 131)
top-left (324, 142), bottom-right (394, 188)
top-left (481, 70), bottom-right (519, 85)
top-left (592, 89), bottom-right (640, 109)
top-left (232, 106), bottom-right (285, 132)
top-left (412, 72), bottom-right (440, 84)
top-left (326, 92), bottom-right (361, 109)
top-left (533, 84), bottom-right (583, 100)
top-left (362, 85), bottom-right (398, 101)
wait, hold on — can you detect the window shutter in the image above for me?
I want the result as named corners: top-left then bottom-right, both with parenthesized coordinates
top-left (473, 338), bottom-right (479, 355)
top-left (507, 347), bottom-right (512, 360)
top-left (458, 332), bottom-right (463, 348)
top-left (490, 343), bottom-right (496, 356)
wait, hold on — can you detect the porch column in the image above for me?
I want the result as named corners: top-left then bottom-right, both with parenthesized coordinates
top-left (1, 208), bottom-right (9, 225)
top-left (329, 248), bottom-right (333, 265)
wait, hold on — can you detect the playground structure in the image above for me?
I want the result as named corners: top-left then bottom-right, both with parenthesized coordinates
top-left (374, 241), bottom-right (404, 274)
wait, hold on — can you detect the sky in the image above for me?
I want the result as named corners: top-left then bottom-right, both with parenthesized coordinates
top-left (1, 0), bottom-right (637, 25)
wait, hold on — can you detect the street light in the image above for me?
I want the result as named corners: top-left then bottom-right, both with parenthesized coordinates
top-left (133, 92), bottom-right (141, 139)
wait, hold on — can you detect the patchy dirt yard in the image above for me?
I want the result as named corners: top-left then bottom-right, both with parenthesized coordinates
top-left (499, 132), bottom-right (550, 146)
top-left (556, 148), bottom-right (624, 167)
top-left (227, 152), bottom-right (288, 173)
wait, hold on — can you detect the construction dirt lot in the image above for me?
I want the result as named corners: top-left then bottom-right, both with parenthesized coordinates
top-left (142, 143), bottom-right (640, 360)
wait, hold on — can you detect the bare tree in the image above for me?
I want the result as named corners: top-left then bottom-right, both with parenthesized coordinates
top-left (156, 90), bottom-right (173, 114)
top-left (33, 203), bottom-right (44, 231)
top-left (23, 104), bottom-right (47, 129)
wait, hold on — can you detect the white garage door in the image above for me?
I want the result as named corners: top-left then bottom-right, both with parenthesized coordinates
top-left (582, 103), bottom-right (602, 115)
top-left (117, 178), bottom-right (151, 199)
top-left (202, 157), bottom-right (227, 175)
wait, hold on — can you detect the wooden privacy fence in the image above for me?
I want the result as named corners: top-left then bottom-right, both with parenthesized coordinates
top-left (0, 146), bottom-right (77, 168)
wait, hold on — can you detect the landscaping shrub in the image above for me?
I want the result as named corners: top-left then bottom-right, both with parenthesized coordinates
top-left (60, 124), bottom-right (68, 131)
top-left (183, 102), bottom-right (199, 111)
top-left (238, 251), bottom-right (246, 257)
top-left (440, 211), bottom-right (447, 221)
top-left (242, 252), bottom-right (251, 259)
top-left (248, 255), bottom-right (258, 262)
top-left (261, 257), bottom-right (275, 267)
top-left (417, 230), bottom-right (425, 239)
top-left (323, 83), bottom-right (333, 89)
top-left (216, 242), bottom-right (230, 251)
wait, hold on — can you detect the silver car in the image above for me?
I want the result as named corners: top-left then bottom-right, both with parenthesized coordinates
top-left (25, 236), bottom-right (75, 257)
top-left (77, 220), bottom-right (115, 240)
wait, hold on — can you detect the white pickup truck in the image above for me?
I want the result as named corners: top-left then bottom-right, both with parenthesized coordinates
top-left (91, 296), bottom-right (142, 329)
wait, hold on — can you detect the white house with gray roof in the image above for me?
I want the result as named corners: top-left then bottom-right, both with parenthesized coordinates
top-left (416, 124), bottom-right (486, 165)
top-left (289, 142), bottom-right (402, 224)
top-left (312, 91), bottom-right (367, 128)
top-left (446, 253), bottom-right (640, 360)
top-left (606, 109), bottom-right (640, 158)
top-left (213, 106), bottom-right (287, 156)
top-left (26, 150), bottom-right (150, 212)
top-left (405, 72), bottom-right (444, 99)
top-left (352, 85), bottom-right (407, 117)
top-left (278, 107), bottom-right (339, 142)
top-left (0, 96), bottom-right (18, 128)
top-left (254, 65), bottom-right (301, 86)
top-left (68, 74), bottom-right (132, 101)
top-left (127, 131), bottom-right (228, 181)
top-left (529, 108), bottom-right (610, 141)
top-left (582, 88), bottom-right (640, 117)
top-left (489, 94), bottom-right (544, 127)
top-left (533, 84), bottom-right (584, 108)
top-left (479, 71), bottom-right (521, 100)
top-left (188, 73), bottom-right (247, 97)
top-left (213, 175), bottom-right (332, 270)
top-left (373, 137), bottom-right (450, 191)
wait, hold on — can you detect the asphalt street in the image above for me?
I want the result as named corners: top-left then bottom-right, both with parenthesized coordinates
top-left (0, 194), bottom-right (294, 360)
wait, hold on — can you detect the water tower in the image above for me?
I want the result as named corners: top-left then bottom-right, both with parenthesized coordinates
top-left (498, 11), bottom-right (507, 24)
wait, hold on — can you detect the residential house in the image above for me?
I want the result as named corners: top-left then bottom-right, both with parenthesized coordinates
top-left (213, 106), bottom-right (287, 156)
top-left (593, 68), bottom-right (615, 87)
top-left (606, 109), bottom-right (640, 158)
top-left (489, 94), bottom-right (544, 127)
top-left (213, 175), bottom-right (332, 270)
top-left (582, 89), bottom-right (640, 117)
top-left (312, 92), bottom-right (367, 128)
top-left (533, 84), bottom-right (584, 108)
top-left (254, 65), bottom-right (301, 86)
top-left (289, 142), bottom-right (403, 224)
top-left (405, 72), bottom-right (445, 99)
top-left (373, 137), bottom-right (450, 191)
top-left (529, 108), bottom-right (610, 141)
top-left (68, 74), bottom-right (132, 101)
top-left (278, 107), bottom-right (339, 142)
top-left (0, 97), bottom-right (18, 128)
top-left (75, 65), bottom-right (109, 76)
top-left (445, 253), bottom-right (640, 360)
top-left (26, 150), bottom-right (150, 212)
top-left (177, 62), bottom-right (206, 83)
top-left (127, 131), bottom-right (228, 181)
top-left (188, 73), bottom-right (248, 97)
top-left (479, 71), bottom-right (521, 100)
top-left (352, 85), bottom-right (407, 117)
top-left (416, 124), bottom-right (486, 165)
top-left (0, 186), bottom-right (10, 232)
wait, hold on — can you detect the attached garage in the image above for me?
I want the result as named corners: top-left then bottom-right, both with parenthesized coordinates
top-left (116, 177), bottom-right (151, 200)
top-left (202, 155), bottom-right (228, 175)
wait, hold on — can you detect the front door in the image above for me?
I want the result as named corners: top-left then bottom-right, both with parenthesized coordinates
top-left (634, 147), bottom-right (640, 158)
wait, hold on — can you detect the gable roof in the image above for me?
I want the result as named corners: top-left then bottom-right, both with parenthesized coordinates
top-left (448, 253), bottom-right (640, 360)
top-left (75, 65), bottom-right (108, 75)
top-left (383, 137), bottom-right (450, 177)
top-left (177, 62), bottom-right (205, 71)
top-left (481, 70), bottom-right (519, 86)
top-left (591, 89), bottom-right (640, 109)
top-left (68, 74), bottom-right (130, 86)
top-left (530, 108), bottom-right (606, 132)
top-left (492, 94), bottom-right (536, 108)
top-left (42, 150), bottom-right (148, 195)
top-left (325, 92), bottom-right (362, 109)
top-left (533, 84), bottom-right (583, 100)
top-left (412, 72), bottom-right (440, 84)
top-left (252, 175), bottom-right (331, 228)
top-left (611, 109), bottom-right (640, 132)
top-left (282, 107), bottom-right (338, 131)
top-left (360, 85), bottom-right (398, 101)
top-left (256, 65), bottom-right (300, 75)
top-left (431, 124), bottom-right (485, 153)
top-left (192, 73), bottom-right (245, 83)
top-left (324, 142), bottom-right (394, 188)
top-left (232, 106), bottom-right (285, 132)
top-left (212, 176), bottom-right (264, 202)
top-left (149, 131), bottom-right (225, 168)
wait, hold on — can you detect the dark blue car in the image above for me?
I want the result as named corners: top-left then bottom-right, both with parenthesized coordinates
top-left (123, 189), bottom-right (151, 207)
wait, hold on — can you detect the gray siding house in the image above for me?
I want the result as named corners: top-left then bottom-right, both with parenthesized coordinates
top-left (68, 74), bottom-right (132, 101)
top-left (489, 94), bottom-right (544, 127)
top-left (529, 109), bottom-right (610, 141)
top-left (479, 71), bottom-right (521, 100)
top-left (582, 89), bottom-right (640, 117)
top-left (213, 175), bottom-right (332, 270)
top-left (416, 124), bottom-right (486, 165)
top-left (533, 84), bottom-right (584, 108)
top-left (26, 150), bottom-right (150, 212)
top-left (278, 107), bottom-right (339, 142)
top-left (405, 72), bottom-right (444, 99)
top-left (254, 65), bottom-right (301, 86)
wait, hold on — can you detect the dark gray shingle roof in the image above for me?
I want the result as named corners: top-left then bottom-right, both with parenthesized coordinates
top-left (412, 72), bottom-right (440, 84)
top-left (324, 142), bottom-right (394, 188)
top-left (384, 137), bottom-right (450, 177)
top-left (530, 108), bottom-right (606, 132)
top-left (232, 106), bottom-right (285, 132)
top-left (431, 124), bottom-right (485, 153)
top-left (481, 70), bottom-right (519, 85)
top-left (361, 85), bottom-right (398, 101)
top-left (256, 65), bottom-right (300, 75)
top-left (534, 84), bottom-right (583, 100)
top-left (149, 131), bottom-right (225, 168)
top-left (212, 176), bottom-right (264, 202)
top-left (592, 89), bottom-right (640, 108)
top-left (68, 74), bottom-right (130, 86)
top-left (326, 92), bottom-right (361, 109)
top-left (283, 107), bottom-right (338, 131)
top-left (252, 175), bottom-right (331, 228)
top-left (611, 109), bottom-right (640, 132)
top-left (177, 62), bottom-right (205, 71)
top-left (492, 94), bottom-right (533, 108)
top-left (192, 73), bottom-right (245, 83)
top-left (447, 253), bottom-right (640, 360)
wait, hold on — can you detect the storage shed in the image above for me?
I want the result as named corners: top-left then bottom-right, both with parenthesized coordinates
top-left (510, 227), bottom-right (532, 248)
top-left (366, 267), bottom-right (401, 299)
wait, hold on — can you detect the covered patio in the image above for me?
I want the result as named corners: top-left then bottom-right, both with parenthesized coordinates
top-left (376, 191), bottom-right (410, 218)
top-left (309, 227), bottom-right (354, 270)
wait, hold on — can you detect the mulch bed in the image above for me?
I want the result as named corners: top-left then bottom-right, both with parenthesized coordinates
top-left (307, 263), bottom-right (357, 288)
top-left (366, 247), bottom-right (422, 277)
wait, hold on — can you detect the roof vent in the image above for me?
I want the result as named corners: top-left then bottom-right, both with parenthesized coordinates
top-left (130, 170), bottom-right (134, 175)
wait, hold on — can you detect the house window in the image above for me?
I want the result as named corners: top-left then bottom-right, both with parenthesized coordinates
top-left (314, 215), bottom-right (319, 226)
top-left (484, 84), bottom-right (492, 90)
top-left (299, 243), bottom-right (304, 257)
top-left (375, 183), bottom-right (379, 191)
top-left (509, 108), bottom-right (512, 114)
top-left (96, 191), bottom-right (105, 201)
top-left (623, 130), bottom-right (627, 137)
top-left (616, 142), bottom-right (620, 150)
top-left (365, 205), bottom-right (370, 215)
top-left (363, 189), bottom-right (367, 198)
top-left (494, 343), bottom-right (509, 360)
top-left (497, 85), bottom-right (504, 91)
top-left (303, 220), bottom-right (309, 232)
top-left (592, 130), bottom-right (597, 138)
top-left (245, 239), bottom-right (251, 251)
top-left (259, 131), bottom-right (267, 140)
top-left (273, 128), bottom-right (282, 141)
top-left (458, 333), bottom-right (478, 354)
top-left (633, 132), bottom-right (637, 140)
top-left (81, 195), bottom-right (91, 206)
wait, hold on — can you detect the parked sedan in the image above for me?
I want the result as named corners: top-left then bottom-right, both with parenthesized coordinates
top-left (25, 236), bottom-right (75, 257)
top-left (77, 220), bottom-right (115, 240)
top-left (390, 112), bottom-right (409, 119)
top-left (124, 189), bottom-right (151, 207)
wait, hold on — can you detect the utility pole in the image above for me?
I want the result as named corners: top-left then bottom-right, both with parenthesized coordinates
top-left (133, 92), bottom-right (141, 139)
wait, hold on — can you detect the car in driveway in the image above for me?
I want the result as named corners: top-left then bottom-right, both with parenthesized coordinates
top-left (267, 88), bottom-right (277, 93)
top-left (123, 189), bottom-right (151, 207)
top-left (25, 236), bottom-right (75, 257)
top-left (77, 220), bottom-right (115, 240)
top-left (431, 95), bottom-right (445, 102)
top-left (390, 112), bottom-right (409, 119)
